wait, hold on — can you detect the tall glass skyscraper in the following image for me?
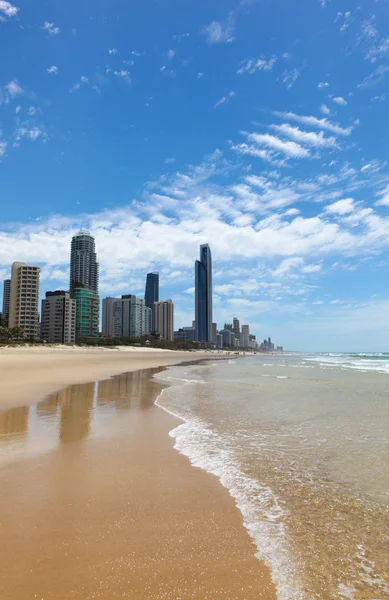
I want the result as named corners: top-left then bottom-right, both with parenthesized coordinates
top-left (69, 231), bottom-right (99, 339)
top-left (195, 244), bottom-right (212, 343)
top-left (144, 272), bottom-right (159, 330)
top-left (69, 230), bottom-right (99, 294)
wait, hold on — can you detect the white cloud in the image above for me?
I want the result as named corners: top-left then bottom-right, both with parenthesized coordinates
top-left (335, 11), bottom-right (353, 32)
top-left (108, 48), bottom-right (117, 55)
top-left (214, 91), bottom-right (235, 108)
top-left (113, 70), bottom-right (131, 81)
top-left (318, 82), bottom-right (329, 89)
top-left (0, 0), bottom-right (18, 17)
top-left (273, 111), bottom-right (353, 136)
top-left (14, 126), bottom-right (45, 144)
top-left (281, 68), bottom-right (301, 89)
top-left (325, 198), bottom-right (355, 215)
top-left (6, 80), bottom-right (23, 97)
top-left (42, 21), bottom-right (60, 35)
top-left (333, 96), bottom-right (347, 106)
top-left (70, 76), bottom-right (89, 92)
top-left (244, 131), bottom-right (310, 158)
top-left (237, 56), bottom-right (277, 75)
top-left (375, 185), bottom-right (389, 207)
top-left (201, 12), bottom-right (235, 45)
top-left (360, 17), bottom-right (378, 41)
top-left (0, 141), bottom-right (7, 157)
top-left (197, 72), bottom-right (204, 79)
top-left (320, 104), bottom-right (331, 115)
top-left (271, 124), bottom-right (338, 148)
top-left (167, 49), bottom-right (176, 59)
top-left (173, 33), bottom-right (190, 41)
top-left (47, 65), bottom-right (58, 75)
top-left (359, 65), bottom-right (389, 88)
top-left (366, 36), bottom-right (389, 63)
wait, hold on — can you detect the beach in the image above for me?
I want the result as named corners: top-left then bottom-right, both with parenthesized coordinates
top-left (0, 346), bottom-right (224, 409)
top-left (0, 348), bottom-right (275, 600)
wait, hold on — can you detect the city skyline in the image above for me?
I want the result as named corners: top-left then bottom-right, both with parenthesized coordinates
top-left (1, 235), bottom-right (265, 348)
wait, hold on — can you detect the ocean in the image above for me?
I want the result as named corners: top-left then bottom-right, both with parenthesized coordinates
top-left (155, 354), bottom-right (389, 600)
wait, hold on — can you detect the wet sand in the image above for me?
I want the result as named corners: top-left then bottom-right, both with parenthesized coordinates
top-left (0, 367), bottom-right (276, 600)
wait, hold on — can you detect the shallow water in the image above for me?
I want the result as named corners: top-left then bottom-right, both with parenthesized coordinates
top-left (156, 355), bottom-right (389, 600)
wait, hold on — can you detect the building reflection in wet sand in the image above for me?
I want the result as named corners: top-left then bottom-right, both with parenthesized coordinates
top-left (97, 367), bottom-right (165, 411)
top-left (0, 368), bottom-right (166, 452)
top-left (0, 405), bottom-right (30, 441)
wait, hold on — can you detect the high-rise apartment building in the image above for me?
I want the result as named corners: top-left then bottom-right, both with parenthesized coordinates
top-left (2, 279), bottom-right (11, 327)
top-left (41, 291), bottom-right (76, 344)
top-left (145, 273), bottom-right (159, 331)
top-left (102, 295), bottom-right (151, 338)
top-left (154, 299), bottom-right (174, 341)
top-left (73, 288), bottom-right (100, 340)
top-left (195, 244), bottom-right (212, 343)
top-left (69, 231), bottom-right (99, 340)
top-left (241, 324), bottom-right (250, 349)
top-left (212, 322), bottom-right (217, 345)
top-left (102, 297), bottom-right (116, 338)
top-left (233, 317), bottom-right (240, 343)
top-left (69, 230), bottom-right (99, 294)
top-left (9, 262), bottom-right (40, 339)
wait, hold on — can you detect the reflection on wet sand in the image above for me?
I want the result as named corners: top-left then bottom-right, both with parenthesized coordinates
top-left (0, 405), bottom-right (29, 440)
top-left (0, 368), bottom-right (166, 455)
top-left (97, 368), bottom-right (163, 411)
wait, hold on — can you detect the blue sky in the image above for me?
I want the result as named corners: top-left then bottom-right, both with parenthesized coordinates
top-left (1, 0), bottom-right (389, 352)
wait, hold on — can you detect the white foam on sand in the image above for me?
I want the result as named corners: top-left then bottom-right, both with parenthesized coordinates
top-left (154, 375), bottom-right (308, 600)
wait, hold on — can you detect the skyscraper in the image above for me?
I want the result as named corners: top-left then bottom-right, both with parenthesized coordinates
top-left (41, 291), bottom-right (76, 344)
top-left (195, 243), bottom-right (212, 343)
top-left (154, 299), bottom-right (174, 341)
top-left (69, 231), bottom-right (99, 339)
top-left (2, 279), bottom-right (11, 327)
top-left (9, 262), bottom-right (40, 339)
top-left (144, 273), bottom-right (159, 330)
top-left (233, 317), bottom-right (240, 343)
top-left (69, 230), bottom-right (99, 294)
top-left (241, 325), bottom-right (250, 349)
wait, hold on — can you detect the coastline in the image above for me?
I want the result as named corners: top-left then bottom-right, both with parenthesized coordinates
top-left (0, 353), bottom-right (276, 599)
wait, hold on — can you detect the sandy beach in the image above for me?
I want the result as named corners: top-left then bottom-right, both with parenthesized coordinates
top-left (0, 348), bottom-right (275, 599)
top-left (0, 346), bottom-right (226, 409)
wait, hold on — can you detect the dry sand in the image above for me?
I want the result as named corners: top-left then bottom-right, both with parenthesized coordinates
top-left (0, 350), bottom-right (276, 599)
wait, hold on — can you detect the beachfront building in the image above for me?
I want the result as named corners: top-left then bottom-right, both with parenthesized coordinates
top-left (102, 297), bottom-right (116, 337)
top-left (73, 288), bottom-right (99, 340)
top-left (69, 230), bottom-right (99, 295)
top-left (2, 279), bottom-right (11, 327)
top-left (41, 291), bottom-right (76, 344)
top-left (241, 325), bottom-right (250, 349)
top-left (144, 272), bottom-right (159, 331)
top-left (220, 328), bottom-right (234, 348)
top-left (195, 243), bottom-right (212, 344)
top-left (212, 322), bottom-right (217, 345)
top-left (216, 333), bottom-right (223, 349)
top-left (233, 317), bottom-right (240, 344)
top-left (9, 262), bottom-right (40, 339)
top-left (102, 295), bottom-right (151, 338)
top-left (154, 299), bottom-right (174, 341)
top-left (174, 327), bottom-right (195, 342)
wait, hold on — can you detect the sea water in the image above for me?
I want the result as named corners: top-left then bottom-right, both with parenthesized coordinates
top-left (155, 354), bottom-right (389, 600)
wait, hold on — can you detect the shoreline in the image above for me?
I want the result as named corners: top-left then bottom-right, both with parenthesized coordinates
top-left (0, 351), bottom-right (276, 599)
